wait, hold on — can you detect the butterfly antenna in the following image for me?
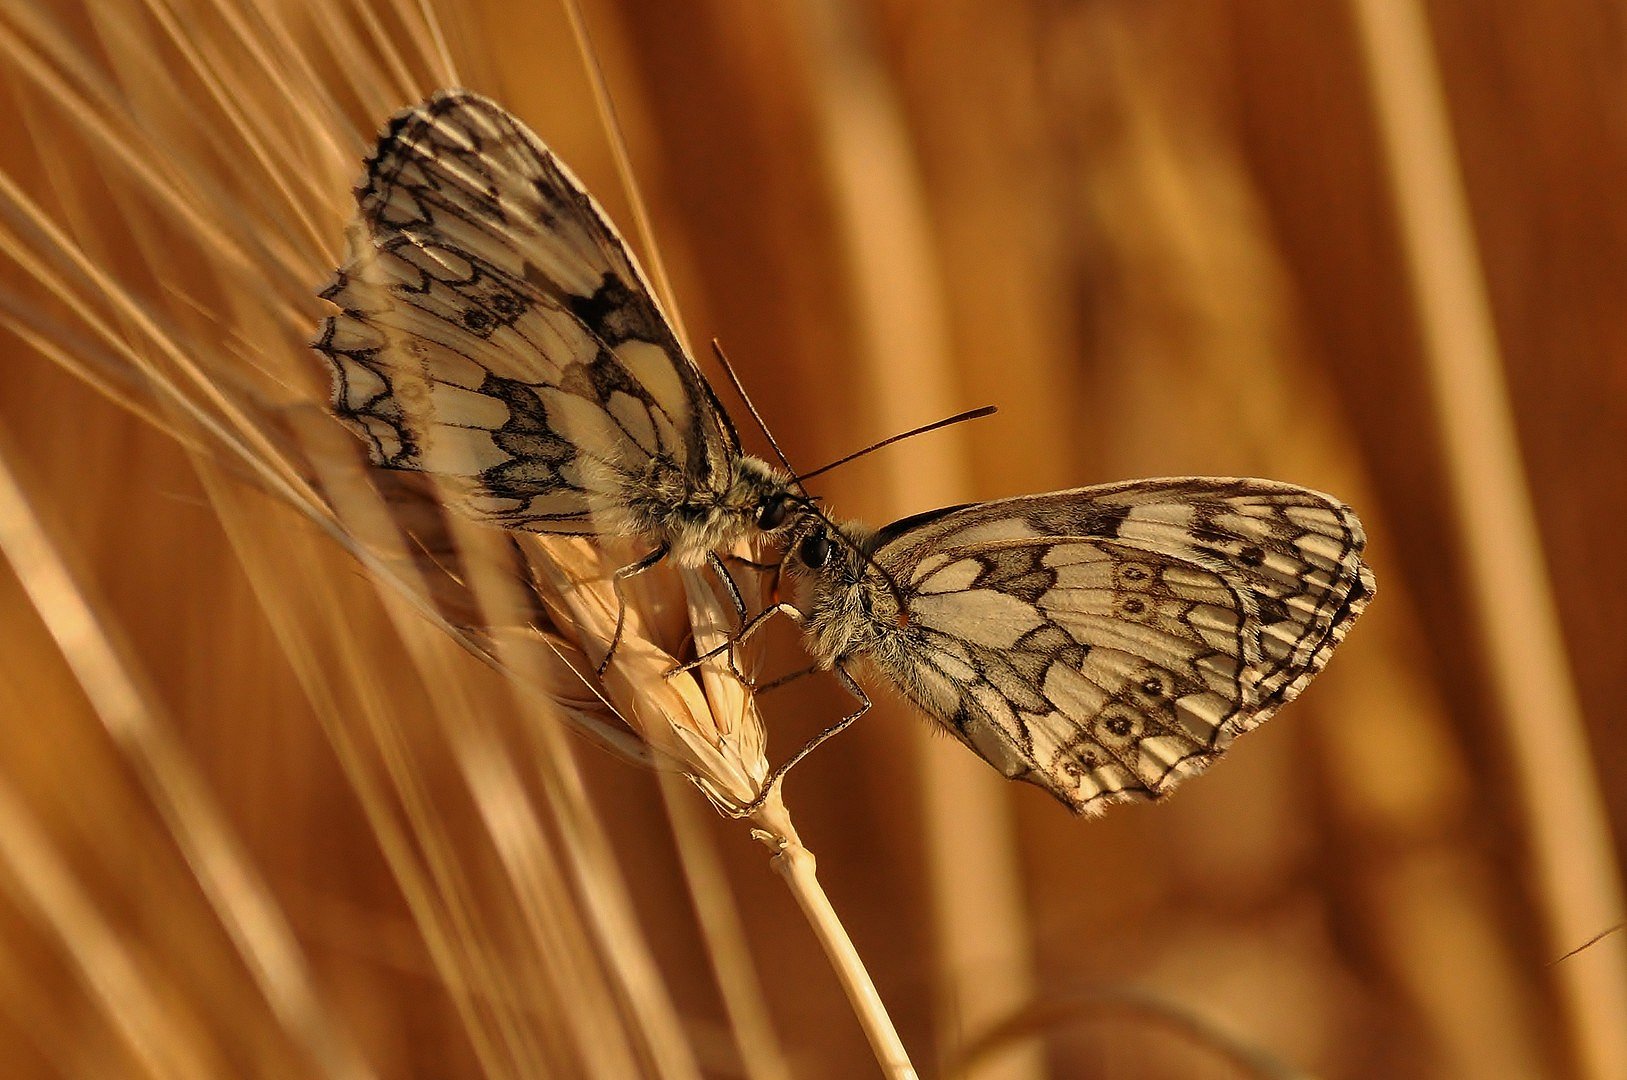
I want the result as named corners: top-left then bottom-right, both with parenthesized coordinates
top-left (710, 338), bottom-right (910, 610)
top-left (795, 405), bottom-right (996, 483)
top-left (710, 339), bottom-right (801, 483)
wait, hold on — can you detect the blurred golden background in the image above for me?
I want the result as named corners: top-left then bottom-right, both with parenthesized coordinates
top-left (0, 1), bottom-right (1622, 1077)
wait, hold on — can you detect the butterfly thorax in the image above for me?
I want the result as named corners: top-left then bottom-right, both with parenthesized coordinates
top-left (618, 453), bottom-right (792, 567)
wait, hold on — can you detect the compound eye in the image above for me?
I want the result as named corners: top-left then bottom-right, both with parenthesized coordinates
top-left (757, 494), bottom-right (792, 530)
top-left (798, 531), bottom-right (833, 569)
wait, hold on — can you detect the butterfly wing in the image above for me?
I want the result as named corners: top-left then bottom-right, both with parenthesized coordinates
top-left (314, 90), bottom-right (735, 534)
top-left (870, 479), bottom-right (1374, 813)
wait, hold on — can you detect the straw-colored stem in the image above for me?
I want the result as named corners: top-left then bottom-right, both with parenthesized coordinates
top-left (657, 772), bottom-right (794, 1080)
top-left (0, 775), bottom-right (208, 1080)
top-left (554, 9), bottom-right (912, 1073)
top-left (769, 838), bottom-right (919, 1079)
top-left (1348, 2), bottom-right (1627, 1076)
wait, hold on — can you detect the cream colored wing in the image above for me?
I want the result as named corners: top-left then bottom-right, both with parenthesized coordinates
top-left (870, 480), bottom-right (1373, 813)
top-left (314, 90), bottom-right (735, 533)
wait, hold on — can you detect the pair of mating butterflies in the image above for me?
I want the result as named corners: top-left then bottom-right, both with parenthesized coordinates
top-left (314, 89), bottom-right (1374, 815)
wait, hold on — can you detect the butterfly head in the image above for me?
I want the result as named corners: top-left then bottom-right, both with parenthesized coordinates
top-left (783, 513), bottom-right (845, 575)
top-left (779, 510), bottom-right (910, 661)
top-left (755, 490), bottom-right (798, 532)
top-left (781, 512), bottom-right (886, 591)
top-left (795, 528), bottom-right (834, 569)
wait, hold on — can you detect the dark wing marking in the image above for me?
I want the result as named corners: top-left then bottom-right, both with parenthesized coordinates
top-left (870, 479), bottom-right (1373, 813)
top-left (314, 89), bottom-right (736, 533)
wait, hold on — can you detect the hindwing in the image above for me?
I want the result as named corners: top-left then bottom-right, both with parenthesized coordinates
top-left (872, 479), bottom-right (1373, 813)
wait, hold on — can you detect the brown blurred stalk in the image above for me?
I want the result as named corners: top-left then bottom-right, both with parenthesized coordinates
top-left (1349, 1), bottom-right (1627, 1076)
top-left (0, 431), bottom-right (374, 1079)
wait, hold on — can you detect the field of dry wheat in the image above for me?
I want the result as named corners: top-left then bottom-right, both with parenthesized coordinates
top-left (0, 2), bottom-right (1623, 1077)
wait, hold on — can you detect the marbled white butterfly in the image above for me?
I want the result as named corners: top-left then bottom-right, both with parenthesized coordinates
top-left (313, 90), bottom-right (810, 669)
top-left (315, 91), bottom-right (1374, 815)
top-left (748, 479), bottom-right (1374, 814)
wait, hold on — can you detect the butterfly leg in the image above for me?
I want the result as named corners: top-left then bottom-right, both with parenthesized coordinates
top-left (665, 550), bottom-right (788, 685)
top-left (752, 663), bottom-right (820, 695)
top-left (727, 660), bottom-right (871, 818)
top-left (705, 551), bottom-right (754, 684)
top-left (708, 550), bottom-right (750, 622)
top-left (720, 553), bottom-right (781, 573)
top-left (666, 601), bottom-right (801, 680)
top-left (598, 541), bottom-right (671, 676)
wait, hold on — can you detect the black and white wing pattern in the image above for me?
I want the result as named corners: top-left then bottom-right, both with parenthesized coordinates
top-left (867, 479), bottom-right (1374, 814)
top-left (313, 89), bottom-right (738, 545)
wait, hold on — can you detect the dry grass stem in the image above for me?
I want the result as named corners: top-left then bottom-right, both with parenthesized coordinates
top-left (0, 436), bottom-right (376, 1078)
top-left (550, 6), bottom-right (920, 1071)
top-left (774, 842), bottom-right (919, 1079)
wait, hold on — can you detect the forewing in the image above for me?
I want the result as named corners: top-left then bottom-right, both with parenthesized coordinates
top-left (874, 479), bottom-right (1373, 813)
top-left (314, 90), bottom-right (732, 532)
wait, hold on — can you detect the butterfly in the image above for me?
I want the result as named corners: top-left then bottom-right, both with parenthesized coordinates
top-left (314, 92), bottom-right (1375, 817)
top-left (742, 478), bottom-right (1374, 814)
top-left (313, 89), bottom-right (808, 670)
